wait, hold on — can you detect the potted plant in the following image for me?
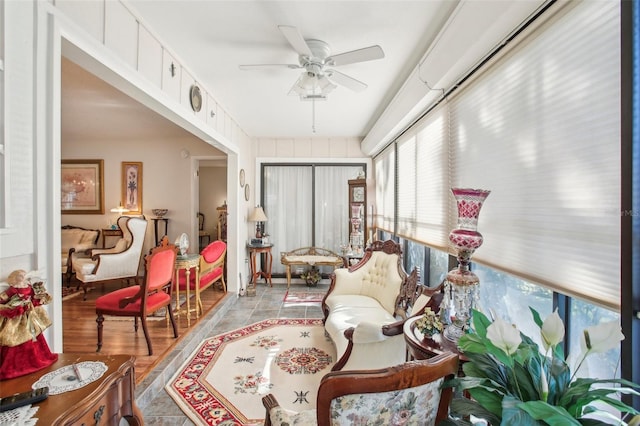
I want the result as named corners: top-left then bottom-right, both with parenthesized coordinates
top-left (300, 267), bottom-right (321, 287)
top-left (414, 307), bottom-right (443, 338)
top-left (441, 308), bottom-right (640, 425)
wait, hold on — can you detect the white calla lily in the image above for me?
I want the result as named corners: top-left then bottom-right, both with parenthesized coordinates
top-left (580, 321), bottom-right (624, 355)
top-left (486, 317), bottom-right (521, 356)
top-left (541, 309), bottom-right (565, 351)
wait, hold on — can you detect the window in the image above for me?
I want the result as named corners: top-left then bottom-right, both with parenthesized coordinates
top-left (569, 298), bottom-right (621, 380)
top-left (262, 164), bottom-right (363, 275)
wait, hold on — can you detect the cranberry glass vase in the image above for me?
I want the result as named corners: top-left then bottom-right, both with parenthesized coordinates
top-left (443, 188), bottom-right (490, 343)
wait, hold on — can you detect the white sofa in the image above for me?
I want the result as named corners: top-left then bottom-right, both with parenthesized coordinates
top-left (322, 239), bottom-right (438, 371)
top-left (61, 225), bottom-right (100, 285)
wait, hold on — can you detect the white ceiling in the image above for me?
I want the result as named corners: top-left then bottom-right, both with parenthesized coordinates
top-left (63, 1), bottom-right (460, 142)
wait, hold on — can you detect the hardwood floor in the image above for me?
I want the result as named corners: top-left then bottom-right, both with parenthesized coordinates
top-left (62, 278), bottom-right (226, 385)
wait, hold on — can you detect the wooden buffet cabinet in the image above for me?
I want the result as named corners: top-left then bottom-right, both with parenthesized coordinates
top-left (0, 353), bottom-right (141, 425)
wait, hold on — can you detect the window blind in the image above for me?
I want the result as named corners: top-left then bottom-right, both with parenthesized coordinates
top-left (397, 133), bottom-right (417, 237)
top-left (447, 1), bottom-right (621, 310)
top-left (374, 144), bottom-right (395, 233)
top-left (414, 104), bottom-right (450, 251)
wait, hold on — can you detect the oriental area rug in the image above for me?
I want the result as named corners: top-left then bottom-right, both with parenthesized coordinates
top-left (165, 318), bottom-right (336, 425)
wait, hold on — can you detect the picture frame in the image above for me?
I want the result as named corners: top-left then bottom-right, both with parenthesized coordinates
top-left (239, 169), bottom-right (245, 187)
top-left (122, 162), bottom-right (143, 214)
top-left (61, 159), bottom-right (104, 214)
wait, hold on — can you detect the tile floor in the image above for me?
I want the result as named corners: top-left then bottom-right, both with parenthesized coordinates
top-left (138, 281), bottom-right (327, 425)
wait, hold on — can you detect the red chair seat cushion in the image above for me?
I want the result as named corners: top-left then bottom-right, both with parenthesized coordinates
top-left (95, 286), bottom-right (171, 314)
top-left (178, 267), bottom-right (223, 291)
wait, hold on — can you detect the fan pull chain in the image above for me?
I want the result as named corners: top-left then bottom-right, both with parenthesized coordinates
top-left (312, 98), bottom-right (316, 133)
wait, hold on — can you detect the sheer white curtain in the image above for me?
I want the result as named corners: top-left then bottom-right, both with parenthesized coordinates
top-left (264, 166), bottom-right (312, 274)
top-left (315, 166), bottom-right (362, 255)
top-left (263, 164), bottom-right (362, 275)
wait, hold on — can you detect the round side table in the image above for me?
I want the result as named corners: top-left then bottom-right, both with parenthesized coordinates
top-left (404, 315), bottom-right (467, 363)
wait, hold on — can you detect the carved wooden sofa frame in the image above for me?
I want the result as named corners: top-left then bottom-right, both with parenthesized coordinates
top-left (320, 239), bottom-right (443, 371)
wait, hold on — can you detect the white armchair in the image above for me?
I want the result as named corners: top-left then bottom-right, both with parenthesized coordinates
top-left (72, 216), bottom-right (148, 300)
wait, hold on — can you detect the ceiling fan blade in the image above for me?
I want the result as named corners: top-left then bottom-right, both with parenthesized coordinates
top-left (239, 64), bottom-right (301, 71)
top-left (327, 45), bottom-right (385, 66)
top-left (278, 25), bottom-right (312, 56)
top-left (327, 70), bottom-right (368, 92)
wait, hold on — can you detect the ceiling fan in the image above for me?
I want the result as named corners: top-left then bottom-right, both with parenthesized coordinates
top-left (239, 25), bottom-right (385, 100)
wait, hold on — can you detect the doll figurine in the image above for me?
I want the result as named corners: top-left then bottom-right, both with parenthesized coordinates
top-left (0, 269), bottom-right (58, 380)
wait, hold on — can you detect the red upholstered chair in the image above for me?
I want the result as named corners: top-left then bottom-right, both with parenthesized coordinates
top-left (95, 236), bottom-right (178, 356)
top-left (177, 240), bottom-right (226, 316)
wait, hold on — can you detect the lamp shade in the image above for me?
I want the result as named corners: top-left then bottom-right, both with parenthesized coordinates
top-left (249, 206), bottom-right (268, 222)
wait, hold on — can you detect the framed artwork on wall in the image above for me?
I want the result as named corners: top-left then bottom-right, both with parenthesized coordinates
top-left (122, 162), bottom-right (143, 214)
top-left (61, 159), bottom-right (104, 214)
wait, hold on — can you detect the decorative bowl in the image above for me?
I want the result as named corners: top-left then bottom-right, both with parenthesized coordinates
top-left (152, 208), bottom-right (168, 218)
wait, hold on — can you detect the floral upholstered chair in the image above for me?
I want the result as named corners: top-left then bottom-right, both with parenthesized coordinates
top-left (262, 352), bottom-right (459, 426)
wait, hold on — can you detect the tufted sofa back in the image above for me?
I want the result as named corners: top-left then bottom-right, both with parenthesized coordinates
top-left (331, 247), bottom-right (405, 315)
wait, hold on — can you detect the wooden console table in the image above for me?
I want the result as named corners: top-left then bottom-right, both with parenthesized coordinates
top-left (0, 353), bottom-right (141, 425)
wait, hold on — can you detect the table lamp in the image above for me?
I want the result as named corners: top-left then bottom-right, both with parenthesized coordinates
top-left (248, 206), bottom-right (268, 238)
top-left (110, 202), bottom-right (130, 229)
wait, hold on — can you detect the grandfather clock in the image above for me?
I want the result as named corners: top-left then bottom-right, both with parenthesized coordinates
top-left (348, 179), bottom-right (367, 253)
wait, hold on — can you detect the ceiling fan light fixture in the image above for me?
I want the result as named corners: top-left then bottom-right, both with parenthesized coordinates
top-left (290, 73), bottom-right (336, 99)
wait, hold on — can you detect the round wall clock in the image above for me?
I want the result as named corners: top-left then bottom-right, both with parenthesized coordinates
top-left (239, 169), bottom-right (246, 187)
top-left (190, 84), bottom-right (202, 112)
top-left (244, 184), bottom-right (250, 201)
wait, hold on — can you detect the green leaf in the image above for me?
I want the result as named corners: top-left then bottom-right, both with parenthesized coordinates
top-left (470, 309), bottom-right (493, 338)
top-left (449, 397), bottom-right (501, 426)
top-left (468, 387), bottom-right (505, 417)
top-left (502, 395), bottom-right (542, 426)
top-left (552, 340), bottom-right (565, 360)
top-left (458, 334), bottom-right (492, 355)
top-left (461, 353), bottom-right (510, 387)
top-left (517, 400), bottom-right (582, 426)
top-left (512, 361), bottom-right (540, 401)
top-left (529, 307), bottom-right (544, 328)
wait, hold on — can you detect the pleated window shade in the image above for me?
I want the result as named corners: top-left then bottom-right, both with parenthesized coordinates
top-left (373, 0), bottom-right (621, 310)
top-left (398, 103), bottom-right (450, 252)
top-left (448, 0), bottom-right (620, 310)
top-left (374, 145), bottom-right (395, 233)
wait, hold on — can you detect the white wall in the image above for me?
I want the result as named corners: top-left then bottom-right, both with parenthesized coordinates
top-left (198, 166), bottom-right (227, 242)
top-left (62, 135), bottom-right (223, 255)
top-left (255, 136), bottom-right (365, 158)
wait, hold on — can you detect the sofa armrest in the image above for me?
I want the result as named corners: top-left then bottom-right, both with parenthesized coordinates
top-left (333, 325), bottom-right (406, 371)
top-left (382, 319), bottom-right (405, 336)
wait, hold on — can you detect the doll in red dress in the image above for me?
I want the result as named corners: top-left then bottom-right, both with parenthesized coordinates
top-left (0, 269), bottom-right (58, 380)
